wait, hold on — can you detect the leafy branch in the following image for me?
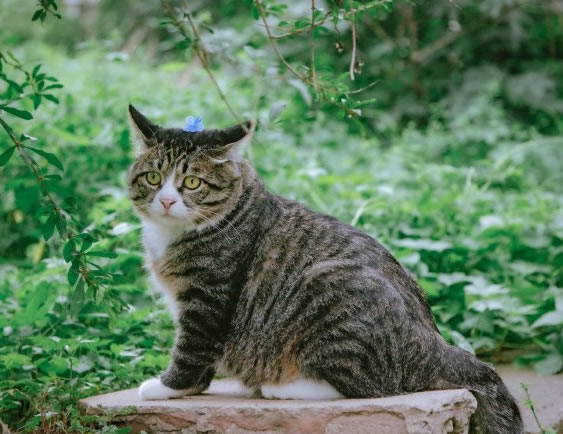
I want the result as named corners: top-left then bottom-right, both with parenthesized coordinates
top-left (0, 13), bottom-right (124, 315)
top-left (253, 0), bottom-right (386, 116)
top-left (32, 0), bottom-right (62, 22)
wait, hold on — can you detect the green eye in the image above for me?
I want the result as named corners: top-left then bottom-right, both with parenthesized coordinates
top-left (146, 171), bottom-right (161, 185)
top-left (184, 176), bottom-right (201, 190)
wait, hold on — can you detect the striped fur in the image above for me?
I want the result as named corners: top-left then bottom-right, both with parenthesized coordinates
top-left (128, 106), bottom-right (523, 433)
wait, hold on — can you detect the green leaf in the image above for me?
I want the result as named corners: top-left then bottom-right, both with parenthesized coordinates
top-left (0, 145), bottom-right (16, 167)
top-left (0, 105), bottom-right (33, 120)
top-left (72, 278), bottom-right (85, 314)
top-left (269, 101), bottom-right (287, 124)
top-left (251, 4), bottom-right (259, 20)
top-left (43, 94), bottom-right (60, 105)
top-left (15, 282), bottom-right (52, 326)
top-left (31, 9), bottom-right (44, 21)
top-left (0, 353), bottom-right (32, 369)
top-left (25, 146), bottom-right (64, 171)
top-left (62, 196), bottom-right (77, 212)
top-left (5, 78), bottom-right (24, 93)
top-left (39, 356), bottom-right (69, 376)
top-left (294, 19), bottom-right (311, 29)
top-left (32, 64), bottom-right (41, 77)
top-left (79, 235), bottom-right (94, 253)
top-left (63, 239), bottom-right (75, 262)
top-left (174, 39), bottom-right (192, 50)
top-left (393, 238), bottom-right (452, 251)
top-left (450, 330), bottom-right (475, 355)
top-left (41, 213), bottom-right (56, 241)
top-left (534, 353), bottom-right (563, 375)
top-left (532, 310), bottom-right (563, 328)
top-left (31, 94), bottom-right (42, 110)
top-left (20, 133), bottom-right (31, 142)
top-left (44, 83), bottom-right (63, 91)
top-left (86, 250), bottom-right (118, 258)
top-left (54, 213), bottom-right (66, 237)
top-left (68, 262), bottom-right (80, 286)
top-left (43, 174), bottom-right (62, 181)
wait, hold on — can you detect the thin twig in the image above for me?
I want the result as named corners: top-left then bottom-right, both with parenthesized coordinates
top-left (161, 0), bottom-right (241, 122)
top-left (520, 383), bottom-right (547, 433)
top-left (270, 9), bottom-right (332, 39)
top-left (255, 0), bottom-right (380, 96)
top-left (265, 0), bottom-right (390, 39)
top-left (310, 0), bottom-right (317, 94)
top-left (349, 15), bottom-right (357, 80)
top-left (410, 20), bottom-right (482, 64)
top-left (255, 0), bottom-right (307, 82)
top-left (185, 13), bottom-right (241, 122)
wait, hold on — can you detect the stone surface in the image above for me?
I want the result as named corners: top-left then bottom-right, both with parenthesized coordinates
top-left (496, 365), bottom-right (563, 434)
top-left (79, 379), bottom-right (477, 434)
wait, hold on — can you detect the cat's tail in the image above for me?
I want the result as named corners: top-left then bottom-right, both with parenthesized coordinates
top-left (435, 344), bottom-right (523, 434)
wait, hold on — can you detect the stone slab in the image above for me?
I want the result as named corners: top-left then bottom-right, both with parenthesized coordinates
top-left (497, 365), bottom-right (563, 434)
top-left (79, 379), bottom-right (477, 434)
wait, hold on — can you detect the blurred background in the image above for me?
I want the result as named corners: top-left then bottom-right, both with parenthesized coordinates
top-left (1, 0), bottom-right (562, 431)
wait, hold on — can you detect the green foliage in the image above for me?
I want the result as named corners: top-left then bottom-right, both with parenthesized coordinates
top-left (0, 44), bottom-right (126, 318)
top-left (1, 0), bottom-right (562, 431)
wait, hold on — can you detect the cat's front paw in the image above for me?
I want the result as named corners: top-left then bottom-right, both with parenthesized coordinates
top-left (138, 378), bottom-right (188, 400)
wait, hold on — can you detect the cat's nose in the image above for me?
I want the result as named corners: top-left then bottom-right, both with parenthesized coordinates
top-left (160, 199), bottom-right (176, 209)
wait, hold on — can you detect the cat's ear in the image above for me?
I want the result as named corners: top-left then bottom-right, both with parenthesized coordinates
top-left (128, 104), bottom-right (160, 155)
top-left (210, 120), bottom-right (255, 158)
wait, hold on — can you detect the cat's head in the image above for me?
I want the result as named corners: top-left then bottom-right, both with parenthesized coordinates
top-left (127, 105), bottom-right (254, 230)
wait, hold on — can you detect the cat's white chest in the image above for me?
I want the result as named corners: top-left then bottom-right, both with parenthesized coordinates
top-left (142, 219), bottom-right (187, 319)
top-left (142, 220), bottom-right (182, 262)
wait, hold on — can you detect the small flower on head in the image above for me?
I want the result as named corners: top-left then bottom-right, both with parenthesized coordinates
top-left (184, 115), bottom-right (204, 132)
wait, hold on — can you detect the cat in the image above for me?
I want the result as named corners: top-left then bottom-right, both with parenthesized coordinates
top-left (127, 104), bottom-right (523, 434)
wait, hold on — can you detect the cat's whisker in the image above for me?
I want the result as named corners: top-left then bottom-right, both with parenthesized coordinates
top-left (190, 210), bottom-right (238, 245)
top-left (196, 206), bottom-right (244, 243)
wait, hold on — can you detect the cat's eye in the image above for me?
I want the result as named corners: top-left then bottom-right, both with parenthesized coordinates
top-left (184, 176), bottom-right (201, 190)
top-left (146, 171), bottom-right (161, 185)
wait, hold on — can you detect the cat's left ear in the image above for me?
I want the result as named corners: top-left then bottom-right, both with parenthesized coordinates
top-left (210, 119), bottom-right (255, 158)
top-left (128, 104), bottom-right (160, 155)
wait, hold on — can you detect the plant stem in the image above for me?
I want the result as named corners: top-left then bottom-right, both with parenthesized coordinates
top-left (521, 382), bottom-right (547, 433)
top-left (161, 0), bottom-right (241, 122)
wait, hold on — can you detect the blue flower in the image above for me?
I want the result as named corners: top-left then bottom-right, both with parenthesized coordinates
top-left (184, 116), bottom-right (204, 132)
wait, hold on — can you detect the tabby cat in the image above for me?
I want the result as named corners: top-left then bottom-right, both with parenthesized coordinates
top-left (127, 105), bottom-right (522, 434)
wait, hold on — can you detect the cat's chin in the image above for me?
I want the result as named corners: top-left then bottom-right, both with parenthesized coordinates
top-left (147, 213), bottom-right (192, 228)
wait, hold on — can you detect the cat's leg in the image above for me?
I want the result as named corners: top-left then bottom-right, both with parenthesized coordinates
top-left (261, 377), bottom-right (343, 400)
top-left (138, 298), bottom-right (225, 400)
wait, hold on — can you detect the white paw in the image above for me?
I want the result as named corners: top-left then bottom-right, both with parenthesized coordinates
top-left (261, 378), bottom-right (343, 400)
top-left (138, 378), bottom-right (188, 400)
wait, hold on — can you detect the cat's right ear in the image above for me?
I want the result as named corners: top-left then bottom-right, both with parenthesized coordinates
top-left (128, 104), bottom-right (159, 155)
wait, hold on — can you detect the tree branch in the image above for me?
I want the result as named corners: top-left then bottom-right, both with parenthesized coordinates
top-left (349, 15), bottom-right (357, 80)
top-left (310, 0), bottom-right (317, 94)
top-left (255, 0), bottom-right (307, 82)
top-left (161, 0), bottom-right (241, 122)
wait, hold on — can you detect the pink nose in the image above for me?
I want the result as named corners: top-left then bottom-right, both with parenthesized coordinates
top-left (160, 199), bottom-right (176, 209)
